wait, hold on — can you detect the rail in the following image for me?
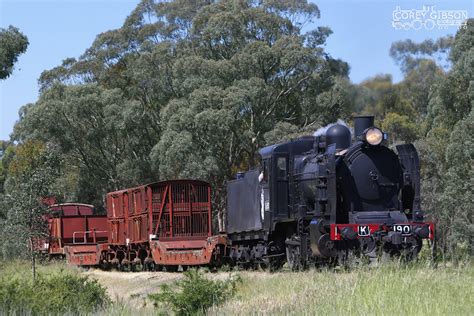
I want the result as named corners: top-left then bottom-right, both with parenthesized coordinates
top-left (72, 230), bottom-right (108, 244)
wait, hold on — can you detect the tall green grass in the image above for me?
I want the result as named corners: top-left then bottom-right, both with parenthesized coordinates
top-left (210, 262), bottom-right (473, 315)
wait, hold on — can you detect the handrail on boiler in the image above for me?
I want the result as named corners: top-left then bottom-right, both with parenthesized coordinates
top-left (72, 230), bottom-right (108, 244)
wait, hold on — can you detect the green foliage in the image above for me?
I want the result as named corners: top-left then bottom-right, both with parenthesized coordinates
top-left (438, 111), bottom-right (474, 257)
top-left (149, 269), bottom-right (241, 315)
top-left (0, 271), bottom-right (110, 315)
top-left (0, 140), bottom-right (15, 195)
top-left (0, 25), bottom-right (29, 80)
top-left (263, 121), bottom-right (301, 145)
top-left (0, 140), bottom-right (61, 260)
top-left (398, 59), bottom-right (444, 117)
top-left (390, 36), bottom-right (453, 74)
top-left (353, 74), bottom-right (397, 117)
top-left (12, 84), bottom-right (157, 204)
top-left (381, 112), bottom-right (418, 144)
top-left (418, 19), bottom-right (473, 258)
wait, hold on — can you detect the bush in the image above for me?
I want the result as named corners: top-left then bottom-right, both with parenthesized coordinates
top-left (0, 272), bottom-right (110, 314)
top-left (149, 269), bottom-right (241, 315)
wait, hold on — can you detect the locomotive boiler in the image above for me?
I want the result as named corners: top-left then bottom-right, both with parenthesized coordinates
top-left (227, 116), bottom-right (434, 269)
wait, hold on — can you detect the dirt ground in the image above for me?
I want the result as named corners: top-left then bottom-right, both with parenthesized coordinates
top-left (84, 269), bottom-right (184, 309)
top-left (83, 268), bottom-right (252, 310)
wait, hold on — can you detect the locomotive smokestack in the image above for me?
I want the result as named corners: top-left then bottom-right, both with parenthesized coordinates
top-left (354, 115), bottom-right (374, 138)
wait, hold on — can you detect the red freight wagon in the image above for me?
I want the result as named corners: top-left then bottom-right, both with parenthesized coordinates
top-left (36, 203), bottom-right (108, 257)
top-left (65, 180), bottom-right (227, 270)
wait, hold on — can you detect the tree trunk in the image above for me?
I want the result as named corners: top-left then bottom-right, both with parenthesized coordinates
top-left (30, 238), bottom-right (36, 283)
top-left (32, 253), bottom-right (36, 282)
top-left (217, 208), bottom-right (224, 233)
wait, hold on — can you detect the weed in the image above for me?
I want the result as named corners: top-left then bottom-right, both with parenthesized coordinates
top-left (0, 270), bottom-right (110, 314)
top-left (149, 269), bottom-right (241, 315)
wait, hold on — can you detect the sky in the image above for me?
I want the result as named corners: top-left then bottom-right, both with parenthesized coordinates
top-left (0, 0), bottom-right (472, 140)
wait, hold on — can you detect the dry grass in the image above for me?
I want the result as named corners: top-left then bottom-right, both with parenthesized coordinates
top-left (210, 263), bottom-right (473, 315)
top-left (2, 260), bottom-right (472, 315)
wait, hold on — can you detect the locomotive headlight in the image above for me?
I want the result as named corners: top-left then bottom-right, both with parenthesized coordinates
top-left (365, 128), bottom-right (383, 146)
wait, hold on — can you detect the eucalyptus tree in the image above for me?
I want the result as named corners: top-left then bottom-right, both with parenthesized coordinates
top-left (12, 84), bottom-right (157, 205)
top-left (12, 0), bottom-right (351, 230)
top-left (422, 19), bottom-right (474, 257)
top-left (0, 25), bottom-right (28, 79)
top-left (1, 140), bottom-right (59, 280)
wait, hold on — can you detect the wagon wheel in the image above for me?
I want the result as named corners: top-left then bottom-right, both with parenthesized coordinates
top-left (264, 240), bottom-right (286, 272)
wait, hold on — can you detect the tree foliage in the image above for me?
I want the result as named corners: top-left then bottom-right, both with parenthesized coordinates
top-left (358, 20), bottom-right (473, 257)
top-left (419, 20), bottom-right (473, 257)
top-left (0, 25), bottom-right (29, 79)
top-left (8, 0), bottom-right (350, 230)
top-left (389, 36), bottom-right (453, 74)
top-left (0, 140), bottom-right (60, 265)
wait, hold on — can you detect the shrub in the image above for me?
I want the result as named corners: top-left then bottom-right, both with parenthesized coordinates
top-left (0, 272), bottom-right (110, 314)
top-left (149, 269), bottom-right (241, 315)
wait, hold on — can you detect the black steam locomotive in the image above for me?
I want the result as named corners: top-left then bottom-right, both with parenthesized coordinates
top-left (226, 116), bottom-right (434, 268)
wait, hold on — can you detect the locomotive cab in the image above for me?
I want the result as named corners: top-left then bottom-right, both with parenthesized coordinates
top-left (227, 137), bottom-right (315, 239)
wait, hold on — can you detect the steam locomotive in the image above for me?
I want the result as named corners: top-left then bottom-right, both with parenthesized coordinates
top-left (62, 115), bottom-right (433, 270)
top-left (227, 116), bottom-right (434, 269)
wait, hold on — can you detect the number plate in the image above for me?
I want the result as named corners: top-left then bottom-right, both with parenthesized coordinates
top-left (358, 225), bottom-right (371, 236)
top-left (393, 224), bottom-right (411, 235)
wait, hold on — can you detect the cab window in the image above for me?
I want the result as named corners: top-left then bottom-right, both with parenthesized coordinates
top-left (277, 157), bottom-right (287, 178)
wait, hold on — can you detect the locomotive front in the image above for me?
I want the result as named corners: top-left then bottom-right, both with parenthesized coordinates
top-left (296, 116), bottom-right (434, 261)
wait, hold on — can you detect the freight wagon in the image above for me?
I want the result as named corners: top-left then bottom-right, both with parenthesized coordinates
top-left (64, 180), bottom-right (227, 270)
top-left (35, 203), bottom-right (108, 258)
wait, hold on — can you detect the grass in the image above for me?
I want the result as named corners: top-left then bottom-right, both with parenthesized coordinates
top-left (1, 260), bottom-right (472, 315)
top-left (210, 262), bottom-right (474, 315)
top-left (0, 258), bottom-right (79, 277)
